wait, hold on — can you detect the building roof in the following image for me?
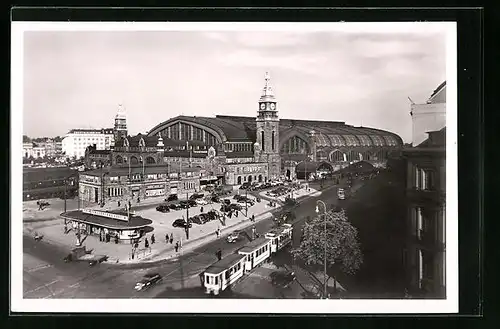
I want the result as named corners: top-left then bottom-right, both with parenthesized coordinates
top-left (114, 134), bottom-right (160, 148)
top-left (295, 161), bottom-right (333, 173)
top-left (428, 81), bottom-right (446, 102)
top-left (82, 164), bottom-right (202, 177)
top-left (68, 128), bottom-right (114, 134)
top-left (416, 127), bottom-right (446, 148)
top-left (60, 210), bottom-right (153, 230)
top-left (204, 253), bottom-right (246, 275)
top-left (147, 115), bottom-right (403, 148)
top-left (238, 237), bottom-right (270, 253)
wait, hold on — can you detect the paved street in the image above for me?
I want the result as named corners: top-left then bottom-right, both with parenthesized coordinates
top-left (23, 181), bottom-right (340, 299)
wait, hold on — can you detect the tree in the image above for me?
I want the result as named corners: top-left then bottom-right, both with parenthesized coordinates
top-left (23, 135), bottom-right (31, 143)
top-left (292, 209), bottom-right (363, 294)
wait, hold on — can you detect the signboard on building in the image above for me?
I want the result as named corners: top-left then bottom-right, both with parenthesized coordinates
top-left (82, 208), bottom-right (129, 222)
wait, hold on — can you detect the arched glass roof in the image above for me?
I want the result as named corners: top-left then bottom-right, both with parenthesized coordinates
top-left (328, 135), bottom-right (346, 147)
top-left (383, 135), bottom-right (399, 147)
top-left (370, 135), bottom-right (385, 146)
top-left (314, 134), bottom-right (330, 147)
top-left (343, 135), bottom-right (360, 147)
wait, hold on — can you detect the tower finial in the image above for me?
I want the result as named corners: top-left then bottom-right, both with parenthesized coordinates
top-left (260, 71), bottom-right (275, 100)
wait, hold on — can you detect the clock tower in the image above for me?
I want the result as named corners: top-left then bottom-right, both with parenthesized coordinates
top-left (256, 72), bottom-right (281, 181)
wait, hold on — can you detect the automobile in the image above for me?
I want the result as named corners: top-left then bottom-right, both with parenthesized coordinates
top-left (276, 211), bottom-right (296, 223)
top-left (206, 210), bottom-right (219, 220)
top-left (233, 194), bottom-right (244, 200)
top-left (168, 203), bottom-right (181, 210)
top-left (187, 199), bottom-right (197, 207)
top-left (166, 194), bottom-right (178, 202)
top-left (172, 219), bottom-right (192, 228)
top-left (211, 195), bottom-right (220, 203)
top-left (237, 198), bottom-right (255, 206)
top-left (226, 230), bottom-right (243, 243)
top-left (239, 182), bottom-right (251, 190)
top-left (189, 193), bottom-right (204, 200)
top-left (134, 273), bottom-right (163, 291)
top-left (198, 213), bottom-right (210, 223)
top-left (222, 199), bottom-right (231, 205)
top-left (338, 188), bottom-right (346, 200)
top-left (156, 205), bottom-right (170, 213)
top-left (270, 271), bottom-right (296, 288)
top-left (228, 203), bottom-right (242, 211)
top-left (196, 198), bottom-right (209, 205)
top-left (189, 215), bottom-right (202, 225)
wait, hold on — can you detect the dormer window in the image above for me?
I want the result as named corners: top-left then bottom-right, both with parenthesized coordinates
top-left (123, 138), bottom-right (129, 148)
top-left (139, 137), bottom-right (145, 147)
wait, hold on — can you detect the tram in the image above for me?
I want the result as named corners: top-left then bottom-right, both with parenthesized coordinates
top-left (265, 223), bottom-right (293, 253)
top-left (203, 253), bottom-right (246, 295)
top-left (202, 223), bottom-right (294, 295)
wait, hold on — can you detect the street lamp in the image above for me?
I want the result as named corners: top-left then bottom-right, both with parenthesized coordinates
top-left (185, 192), bottom-right (190, 240)
top-left (315, 200), bottom-right (328, 299)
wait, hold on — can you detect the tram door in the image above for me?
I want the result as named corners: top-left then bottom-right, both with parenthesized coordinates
top-left (250, 252), bottom-right (254, 268)
top-left (94, 188), bottom-right (99, 203)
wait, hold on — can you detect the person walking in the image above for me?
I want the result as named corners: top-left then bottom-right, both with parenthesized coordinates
top-left (175, 241), bottom-right (179, 252)
top-left (216, 249), bottom-right (222, 261)
top-left (170, 233), bottom-right (174, 244)
top-left (145, 238), bottom-right (149, 249)
top-left (165, 233), bottom-right (169, 243)
top-left (215, 229), bottom-right (220, 239)
top-left (252, 214), bottom-right (255, 222)
top-left (151, 234), bottom-right (155, 244)
top-left (200, 206), bottom-right (204, 213)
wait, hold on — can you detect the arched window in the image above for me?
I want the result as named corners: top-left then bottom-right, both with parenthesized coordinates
top-left (272, 131), bottom-right (275, 151)
top-left (130, 156), bottom-right (139, 165)
top-left (329, 150), bottom-right (345, 162)
top-left (261, 131), bottom-right (265, 152)
top-left (116, 155), bottom-right (123, 164)
top-left (280, 136), bottom-right (309, 154)
top-left (146, 156), bottom-right (156, 164)
top-left (347, 150), bottom-right (359, 162)
top-left (316, 150), bottom-right (327, 161)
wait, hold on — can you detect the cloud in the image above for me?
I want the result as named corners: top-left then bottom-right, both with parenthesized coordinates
top-left (21, 29), bottom-right (448, 143)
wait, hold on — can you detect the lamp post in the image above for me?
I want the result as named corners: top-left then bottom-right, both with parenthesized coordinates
top-left (245, 188), bottom-right (248, 217)
top-left (315, 200), bottom-right (328, 299)
top-left (186, 192), bottom-right (190, 240)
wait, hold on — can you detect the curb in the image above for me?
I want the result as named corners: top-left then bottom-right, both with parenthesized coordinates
top-left (115, 208), bottom-right (277, 264)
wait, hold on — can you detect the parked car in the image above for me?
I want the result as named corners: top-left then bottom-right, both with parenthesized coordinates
top-left (239, 182), bottom-right (251, 190)
top-left (156, 205), bottom-right (170, 213)
top-left (228, 203), bottom-right (242, 211)
top-left (226, 230), bottom-right (243, 243)
top-left (168, 203), bottom-right (181, 210)
top-left (166, 194), bottom-right (178, 202)
top-left (189, 215), bottom-right (202, 225)
top-left (187, 199), bottom-right (197, 207)
top-left (211, 195), bottom-right (220, 203)
top-left (172, 219), bottom-right (192, 228)
top-left (134, 273), bottom-right (163, 291)
top-left (270, 271), bottom-right (296, 288)
top-left (196, 198), bottom-right (209, 205)
top-left (222, 199), bottom-right (231, 205)
top-left (189, 193), bottom-right (204, 200)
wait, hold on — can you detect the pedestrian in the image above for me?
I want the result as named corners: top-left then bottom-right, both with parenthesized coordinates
top-left (128, 201), bottom-right (132, 209)
top-left (175, 241), bottom-right (179, 252)
top-left (115, 235), bottom-right (119, 244)
top-left (118, 201), bottom-right (121, 207)
top-left (216, 249), bottom-right (222, 261)
top-left (216, 229), bottom-right (220, 239)
top-left (165, 233), bottom-right (169, 243)
top-left (151, 234), bottom-right (155, 244)
top-left (200, 206), bottom-right (204, 213)
top-left (170, 233), bottom-right (174, 244)
top-left (145, 238), bottom-right (149, 249)
top-left (252, 214), bottom-right (255, 222)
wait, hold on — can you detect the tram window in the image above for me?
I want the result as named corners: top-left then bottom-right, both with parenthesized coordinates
top-left (215, 276), bottom-right (218, 285)
top-left (225, 271), bottom-right (230, 280)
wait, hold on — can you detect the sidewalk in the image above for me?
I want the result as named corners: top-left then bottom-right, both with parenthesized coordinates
top-left (23, 194), bottom-right (280, 265)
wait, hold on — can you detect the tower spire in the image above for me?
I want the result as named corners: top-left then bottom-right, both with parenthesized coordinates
top-left (260, 71), bottom-right (275, 101)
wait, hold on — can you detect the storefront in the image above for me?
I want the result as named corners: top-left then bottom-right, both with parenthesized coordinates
top-left (60, 208), bottom-right (153, 244)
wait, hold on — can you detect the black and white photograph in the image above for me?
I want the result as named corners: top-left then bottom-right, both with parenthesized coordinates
top-left (11, 21), bottom-right (458, 314)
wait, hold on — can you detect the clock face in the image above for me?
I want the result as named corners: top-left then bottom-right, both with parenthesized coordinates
top-left (260, 103), bottom-right (266, 110)
top-left (270, 103), bottom-right (276, 110)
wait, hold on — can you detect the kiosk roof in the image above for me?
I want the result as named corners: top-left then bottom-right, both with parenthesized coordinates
top-left (61, 210), bottom-right (152, 230)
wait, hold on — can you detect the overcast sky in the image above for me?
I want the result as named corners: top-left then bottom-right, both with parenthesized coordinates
top-left (23, 29), bottom-right (446, 142)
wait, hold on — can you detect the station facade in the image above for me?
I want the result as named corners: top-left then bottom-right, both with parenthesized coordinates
top-left (80, 72), bottom-right (403, 205)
